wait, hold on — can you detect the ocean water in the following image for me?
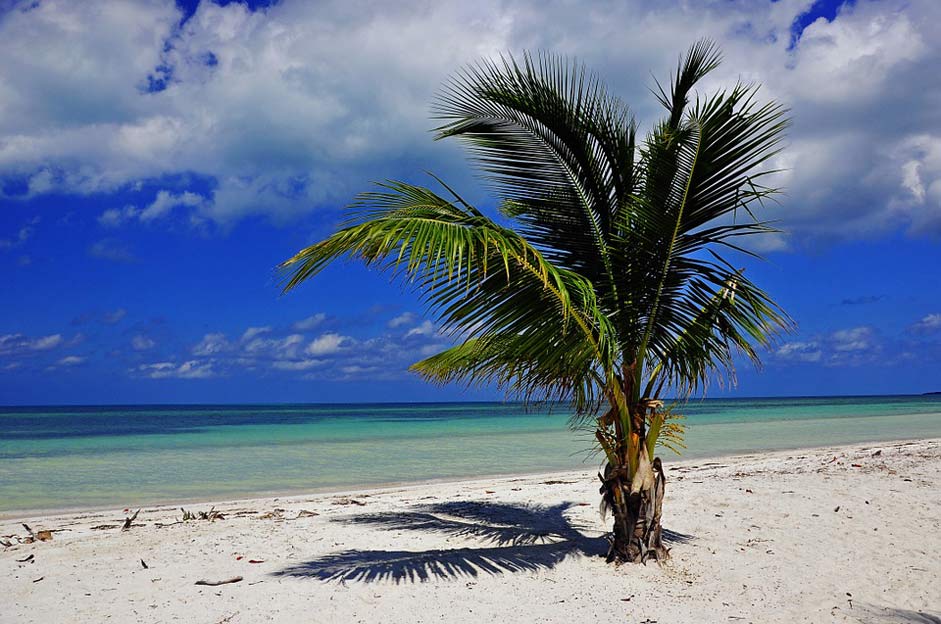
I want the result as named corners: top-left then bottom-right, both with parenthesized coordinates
top-left (1, 395), bottom-right (940, 514)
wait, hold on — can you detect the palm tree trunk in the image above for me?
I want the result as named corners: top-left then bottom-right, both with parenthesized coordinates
top-left (600, 449), bottom-right (668, 563)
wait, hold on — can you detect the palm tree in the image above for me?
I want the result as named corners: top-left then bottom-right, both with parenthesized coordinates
top-left (280, 41), bottom-right (791, 563)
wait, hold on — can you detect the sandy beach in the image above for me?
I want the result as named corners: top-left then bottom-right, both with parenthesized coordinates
top-left (2, 438), bottom-right (939, 623)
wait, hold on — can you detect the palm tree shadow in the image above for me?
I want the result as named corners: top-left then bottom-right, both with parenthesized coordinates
top-left (851, 604), bottom-right (941, 624)
top-left (272, 501), bottom-right (693, 583)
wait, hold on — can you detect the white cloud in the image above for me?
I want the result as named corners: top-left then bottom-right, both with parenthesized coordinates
top-left (100, 190), bottom-right (205, 226)
top-left (0, 333), bottom-right (63, 355)
top-left (137, 359), bottom-right (216, 379)
top-left (139, 190), bottom-right (203, 222)
top-left (272, 358), bottom-right (325, 371)
top-left (910, 313), bottom-right (941, 334)
top-left (56, 355), bottom-right (85, 366)
top-left (184, 325), bottom-right (348, 374)
top-left (388, 312), bottom-right (416, 328)
top-left (775, 326), bottom-right (882, 366)
top-left (775, 341), bottom-right (823, 363)
top-left (831, 327), bottom-right (875, 352)
top-left (405, 320), bottom-right (436, 338)
top-left (192, 332), bottom-right (231, 356)
top-left (131, 334), bottom-right (155, 350)
top-left (293, 313), bottom-right (326, 331)
top-left (4, 0), bottom-right (936, 242)
top-left (306, 332), bottom-right (348, 356)
top-left (241, 326), bottom-right (272, 341)
top-left (244, 333), bottom-right (305, 359)
top-left (98, 205), bottom-right (140, 227)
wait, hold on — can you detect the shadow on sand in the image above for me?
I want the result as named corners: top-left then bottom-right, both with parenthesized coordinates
top-left (851, 605), bottom-right (941, 624)
top-left (272, 501), bottom-right (693, 583)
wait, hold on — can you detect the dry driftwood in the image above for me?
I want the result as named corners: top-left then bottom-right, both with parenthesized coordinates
top-left (181, 506), bottom-right (225, 522)
top-left (21, 523), bottom-right (53, 542)
top-left (122, 509), bottom-right (141, 531)
top-left (90, 524), bottom-right (121, 531)
top-left (195, 576), bottom-right (243, 586)
top-left (331, 498), bottom-right (366, 506)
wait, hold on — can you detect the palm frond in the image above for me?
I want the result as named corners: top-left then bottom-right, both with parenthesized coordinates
top-left (433, 52), bottom-right (636, 308)
top-left (281, 180), bottom-right (617, 412)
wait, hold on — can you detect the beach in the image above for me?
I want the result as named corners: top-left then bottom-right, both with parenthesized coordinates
top-left (3, 438), bottom-right (938, 623)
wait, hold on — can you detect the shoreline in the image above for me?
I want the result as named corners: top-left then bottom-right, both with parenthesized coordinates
top-left (3, 437), bottom-right (938, 623)
top-left (3, 436), bottom-right (937, 523)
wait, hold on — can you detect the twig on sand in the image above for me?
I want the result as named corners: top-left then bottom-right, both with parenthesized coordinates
top-left (16, 554), bottom-right (35, 563)
top-left (21, 523), bottom-right (53, 542)
top-left (331, 498), bottom-right (366, 506)
top-left (216, 612), bottom-right (240, 623)
top-left (122, 509), bottom-right (141, 531)
top-left (181, 506), bottom-right (225, 522)
top-left (291, 509), bottom-right (319, 520)
top-left (140, 559), bottom-right (149, 569)
top-left (195, 576), bottom-right (243, 586)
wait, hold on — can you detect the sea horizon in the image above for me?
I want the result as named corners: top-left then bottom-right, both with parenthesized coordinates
top-left (4, 390), bottom-right (939, 409)
top-left (3, 394), bottom-right (940, 514)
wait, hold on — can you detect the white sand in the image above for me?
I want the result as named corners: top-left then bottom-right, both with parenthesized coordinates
top-left (2, 439), bottom-right (939, 623)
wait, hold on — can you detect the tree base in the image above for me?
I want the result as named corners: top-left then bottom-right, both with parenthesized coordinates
top-left (599, 456), bottom-right (668, 564)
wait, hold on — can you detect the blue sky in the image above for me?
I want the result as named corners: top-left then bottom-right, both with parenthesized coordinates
top-left (1, 0), bottom-right (940, 404)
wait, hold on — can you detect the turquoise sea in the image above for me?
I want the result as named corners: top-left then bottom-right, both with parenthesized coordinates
top-left (1, 395), bottom-right (940, 514)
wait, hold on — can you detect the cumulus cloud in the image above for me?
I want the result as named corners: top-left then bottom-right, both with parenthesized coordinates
top-left (387, 312), bottom-right (416, 328)
top-left (775, 341), bottom-right (823, 363)
top-left (775, 326), bottom-right (882, 367)
top-left (271, 358), bottom-right (325, 371)
top-left (404, 320), bottom-right (437, 338)
top-left (831, 327), bottom-right (876, 352)
top-left (910, 313), bottom-right (941, 334)
top-left (0, 333), bottom-right (64, 356)
top-left (56, 355), bottom-right (85, 367)
top-left (182, 326), bottom-right (353, 376)
top-left (131, 334), bottom-right (156, 350)
top-left (244, 333), bottom-right (305, 359)
top-left (293, 313), bottom-right (326, 331)
top-left (99, 190), bottom-right (205, 226)
top-left (2, 0), bottom-right (938, 242)
top-left (141, 317), bottom-right (450, 382)
top-left (192, 332), bottom-right (231, 356)
top-left (306, 332), bottom-right (347, 356)
top-left (137, 360), bottom-right (216, 379)
top-left (241, 326), bottom-right (272, 341)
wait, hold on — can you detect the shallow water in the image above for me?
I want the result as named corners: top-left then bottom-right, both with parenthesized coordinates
top-left (1, 396), bottom-right (939, 513)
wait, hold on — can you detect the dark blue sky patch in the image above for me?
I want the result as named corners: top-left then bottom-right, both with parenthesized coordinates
top-left (1, 175), bottom-right (30, 197)
top-left (143, 63), bottom-right (175, 93)
top-left (789, 0), bottom-right (857, 49)
top-left (175, 0), bottom-right (280, 26)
